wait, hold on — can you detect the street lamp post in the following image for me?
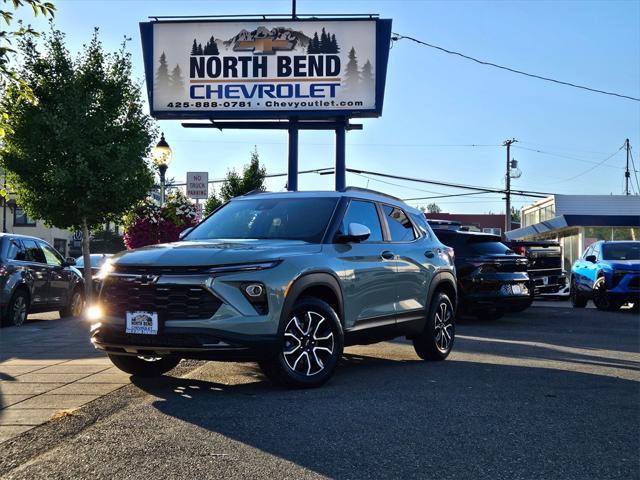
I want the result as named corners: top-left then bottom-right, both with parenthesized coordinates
top-left (152, 133), bottom-right (172, 205)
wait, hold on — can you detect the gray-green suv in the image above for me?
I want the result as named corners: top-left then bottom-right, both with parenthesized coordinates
top-left (91, 188), bottom-right (457, 388)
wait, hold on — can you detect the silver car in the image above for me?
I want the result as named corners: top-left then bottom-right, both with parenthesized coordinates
top-left (91, 188), bottom-right (457, 388)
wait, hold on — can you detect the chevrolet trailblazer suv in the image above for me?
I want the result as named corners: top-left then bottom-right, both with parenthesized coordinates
top-left (91, 189), bottom-right (457, 388)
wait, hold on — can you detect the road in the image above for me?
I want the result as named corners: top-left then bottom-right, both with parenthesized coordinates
top-left (1, 304), bottom-right (638, 479)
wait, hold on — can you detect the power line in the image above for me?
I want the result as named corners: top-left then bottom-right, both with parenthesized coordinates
top-left (512, 145), bottom-right (635, 171)
top-left (548, 145), bottom-right (625, 184)
top-left (629, 145), bottom-right (640, 194)
top-left (391, 33), bottom-right (640, 102)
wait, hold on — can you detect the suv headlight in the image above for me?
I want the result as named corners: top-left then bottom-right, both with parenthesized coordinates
top-left (206, 260), bottom-right (281, 274)
top-left (96, 260), bottom-right (114, 279)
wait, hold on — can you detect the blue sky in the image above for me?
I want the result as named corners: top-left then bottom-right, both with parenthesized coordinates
top-left (15, 0), bottom-right (640, 213)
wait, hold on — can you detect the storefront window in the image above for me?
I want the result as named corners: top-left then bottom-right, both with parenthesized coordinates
top-left (584, 227), bottom-right (640, 243)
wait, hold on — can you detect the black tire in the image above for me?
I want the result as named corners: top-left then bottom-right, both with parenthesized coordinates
top-left (475, 308), bottom-right (504, 321)
top-left (1, 289), bottom-right (30, 327)
top-left (259, 297), bottom-right (344, 388)
top-left (413, 292), bottom-right (455, 361)
top-left (592, 277), bottom-right (622, 311)
top-left (108, 354), bottom-right (180, 377)
top-left (59, 287), bottom-right (85, 318)
top-left (570, 277), bottom-right (588, 308)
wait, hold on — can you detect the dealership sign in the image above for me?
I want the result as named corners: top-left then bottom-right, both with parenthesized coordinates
top-left (140, 18), bottom-right (392, 119)
top-left (186, 171), bottom-right (208, 199)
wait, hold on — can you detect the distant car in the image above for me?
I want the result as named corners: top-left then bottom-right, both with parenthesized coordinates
top-left (427, 219), bottom-right (462, 231)
top-left (570, 241), bottom-right (640, 311)
top-left (432, 229), bottom-right (532, 320)
top-left (75, 254), bottom-right (113, 277)
top-left (0, 234), bottom-right (84, 326)
top-left (506, 240), bottom-right (567, 298)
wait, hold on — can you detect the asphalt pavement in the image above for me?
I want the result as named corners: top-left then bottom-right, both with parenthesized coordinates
top-left (0, 303), bottom-right (638, 480)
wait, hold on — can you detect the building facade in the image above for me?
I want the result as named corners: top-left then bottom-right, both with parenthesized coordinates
top-left (506, 195), bottom-right (640, 271)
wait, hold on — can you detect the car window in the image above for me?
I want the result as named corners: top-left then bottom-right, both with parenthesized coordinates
top-left (382, 205), bottom-right (416, 242)
top-left (602, 242), bottom-right (640, 260)
top-left (582, 245), bottom-right (593, 259)
top-left (341, 200), bottom-right (383, 242)
top-left (22, 239), bottom-right (46, 263)
top-left (5, 239), bottom-right (27, 261)
top-left (40, 242), bottom-right (63, 267)
top-left (187, 197), bottom-right (338, 243)
top-left (410, 213), bottom-right (430, 238)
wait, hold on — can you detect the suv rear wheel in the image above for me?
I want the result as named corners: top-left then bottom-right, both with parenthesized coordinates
top-left (570, 277), bottom-right (588, 308)
top-left (413, 291), bottom-right (455, 361)
top-left (259, 297), bottom-right (344, 388)
top-left (2, 289), bottom-right (29, 327)
top-left (108, 354), bottom-right (180, 377)
top-left (59, 287), bottom-right (85, 318)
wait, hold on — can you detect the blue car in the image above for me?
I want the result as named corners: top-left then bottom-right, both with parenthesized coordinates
top-left (570, 240), bottom-right (640, 311)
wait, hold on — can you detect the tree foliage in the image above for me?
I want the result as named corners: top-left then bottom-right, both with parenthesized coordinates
top-left (425, 202), bottom-right (442, 214)
top-left (203, 188), bottom-right (222, 216)
top-left (0, 0), bottom-right (56, 139)
top-left (0, 27), bottom-right (156, 297)
top-left (219, 147), bottom-right (266, 202)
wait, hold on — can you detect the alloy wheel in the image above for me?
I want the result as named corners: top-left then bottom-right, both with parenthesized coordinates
top-left (12, 296), bottom-right (27, 326)
top-left (592, 278), bottom-right (610, 309)
top-left (434, 301), bottom-right (453, 352)
top-left (70, 292), bottom-right (84, 317)
top-left (283, 311), bottom-right (335, 376)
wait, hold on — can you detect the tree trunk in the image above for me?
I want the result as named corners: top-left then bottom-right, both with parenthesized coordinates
top-left (81, 217), bottom-right (93, 304)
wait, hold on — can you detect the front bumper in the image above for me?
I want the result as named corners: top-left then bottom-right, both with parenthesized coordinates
top-left (91, 324), bottom-right (279, 361)
top-left (459, 272), bottom-right (532, 312)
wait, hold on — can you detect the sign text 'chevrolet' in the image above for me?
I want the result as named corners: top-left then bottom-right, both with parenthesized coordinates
top-left (140, 18), bottom-right (392, 119)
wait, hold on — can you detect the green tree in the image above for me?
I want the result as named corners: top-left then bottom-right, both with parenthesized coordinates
top-left (426, 202), bottom-right (442, 214)
top-left (203, 189), bottom-right (222, 216)
top-left (511, 206), bottom-right (521, 223)
top-left (0, 0), bottom-right (56, 141)
top-left (219, 147), bottom-right (266, 202)
top-left (0, 28), bottom-right (155, 300)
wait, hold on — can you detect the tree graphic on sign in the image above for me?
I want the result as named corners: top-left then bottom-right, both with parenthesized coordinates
top-left (156, 52), bottom-right (170, 91)
top-left (361, 59), bottom-right (374, 92)
top-left (344, 47), bottom-right (360, 91)
top-left (169, 64), bottom-right (184, 95)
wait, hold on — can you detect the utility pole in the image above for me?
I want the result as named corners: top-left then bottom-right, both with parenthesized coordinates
top-left (625, 138), bottom-right (630, 195)
top-left (503, 138), bottom-right (518, 234)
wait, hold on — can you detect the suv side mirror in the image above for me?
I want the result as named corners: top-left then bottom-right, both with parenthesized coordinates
top-left (179, 227), bottom-right (194, 240)
top-left (585, 255), bottom-right (597, 263)
top-left (337, 223), bottom-right (371, 243)
top-left (64, 257), bottom-right (76, 266)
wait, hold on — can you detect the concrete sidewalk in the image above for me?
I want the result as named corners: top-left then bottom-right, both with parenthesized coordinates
top-left (0, 314), bottom-right (129, 443)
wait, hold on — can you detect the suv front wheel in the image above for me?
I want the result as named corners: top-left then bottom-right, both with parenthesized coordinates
top-left (413, 291), bottom-right (455, 361)
top-left (259, 297), bottom-right (344, 388)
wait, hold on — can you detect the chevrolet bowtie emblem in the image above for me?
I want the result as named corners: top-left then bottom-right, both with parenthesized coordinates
top-left (137, 274), bottom-right (159, 285)
top-left (234, 38), bottom-right (295, 55)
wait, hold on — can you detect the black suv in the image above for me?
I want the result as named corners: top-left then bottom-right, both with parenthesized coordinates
top-left (0, 234), bottom-right (84, 326)
top-left (431, 229), bottom-right (532, 320)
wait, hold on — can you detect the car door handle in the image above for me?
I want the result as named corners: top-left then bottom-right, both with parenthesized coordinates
top-left (381, 250), bottom-right (395, 260)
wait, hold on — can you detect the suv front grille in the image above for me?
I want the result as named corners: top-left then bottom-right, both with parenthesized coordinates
top-left (101, 278), bottom-right (222, 320)
top-left (113, 265), bottom-right (211, 275)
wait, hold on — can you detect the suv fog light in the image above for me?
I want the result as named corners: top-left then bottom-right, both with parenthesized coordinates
top-left (245, 284), bottom-right (264, 297)
top-left (241, 283), bottom-right (268, 315)
top-left (86, 305), bottom-right (103, 321)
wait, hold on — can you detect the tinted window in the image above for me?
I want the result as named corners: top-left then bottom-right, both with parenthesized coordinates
top-left (382, 205), bottom-right (416, 242)
top-left (602, 242), bottom-right (640, 260)
top-left (435, 232), bottom-right (513, 255)
top-left (4, 238), bottom-right (26, 261)
top-left (187, 197), bottom-right (338, 243)
top-left (410, 213), bottom-right (430, 238)
top-left (341, 200), bottom-right (383, 242)
top-left (40, 243), bottom-right (62, 267)
top-left (22, 239), bottom-right (46, 263)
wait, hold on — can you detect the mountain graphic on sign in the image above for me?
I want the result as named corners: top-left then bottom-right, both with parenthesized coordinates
top-left (223, 26), bottom-right (312, 54)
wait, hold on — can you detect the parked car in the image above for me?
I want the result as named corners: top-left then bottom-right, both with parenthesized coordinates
top-left (570, 240), bottom-right (640, 311)
top-left (505, 240), bottom-right (566, 298)
top-left (75, 253), bottom-right (113, 277)
top-left (90, 188), bottom-right (458, 388)
top-left (0, 234), bottom-right (85, 327)
top-left (431, 229), bottom-right (532, 320)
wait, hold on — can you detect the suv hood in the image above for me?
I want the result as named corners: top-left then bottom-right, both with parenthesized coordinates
top-left (602, 260), bottom-right (640, 270)
top-left (111, 239), bottom-right (321, 267)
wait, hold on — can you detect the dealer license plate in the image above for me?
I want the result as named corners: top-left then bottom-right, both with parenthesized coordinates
top-left (126, 311), bottom-right (158, 335)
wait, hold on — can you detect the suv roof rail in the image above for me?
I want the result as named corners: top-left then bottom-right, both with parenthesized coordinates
top-left (240, 189), bottom-right (270, 197)
top-left (340, 186), bottom-right (404, 203)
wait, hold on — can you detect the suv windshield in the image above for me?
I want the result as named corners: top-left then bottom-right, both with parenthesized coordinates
top-left (602, 242), bottom-right (640, 260)
top-left (187, 197), bottom-right (338, 243)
